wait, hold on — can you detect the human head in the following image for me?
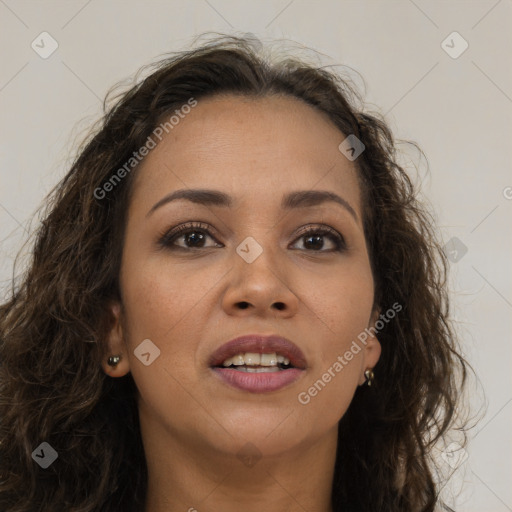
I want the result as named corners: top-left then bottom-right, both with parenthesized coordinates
top-left (0, 34), bottom-right (467, 512)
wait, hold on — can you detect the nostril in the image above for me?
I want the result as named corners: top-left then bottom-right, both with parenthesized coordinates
top-left (235, 301), bottom-right (285, 310)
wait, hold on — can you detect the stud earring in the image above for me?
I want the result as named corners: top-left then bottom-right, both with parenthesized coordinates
top-left (107, 355), bottom-right (121, 367)
top-left (364, 369), bottom-right (375, 387)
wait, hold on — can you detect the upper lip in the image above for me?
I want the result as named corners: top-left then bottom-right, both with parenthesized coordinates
top-left (208, 334), bottom-right (307, 369)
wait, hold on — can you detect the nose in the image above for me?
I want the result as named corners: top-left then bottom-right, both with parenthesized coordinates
top-left (221, 243), bottom-right (300, 318)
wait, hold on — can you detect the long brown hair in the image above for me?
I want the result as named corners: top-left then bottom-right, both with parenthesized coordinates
top-left (0, 34), bottom-right (469, 511)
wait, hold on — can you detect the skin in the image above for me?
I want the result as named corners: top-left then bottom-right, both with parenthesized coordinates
top-left (102, 94), bottom-right (381, 512)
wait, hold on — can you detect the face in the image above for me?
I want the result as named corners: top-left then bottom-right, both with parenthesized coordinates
top-left (103, 94), bottom-right (381, 459)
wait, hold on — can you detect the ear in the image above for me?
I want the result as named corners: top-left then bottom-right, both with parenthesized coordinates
top-left (101, 301), bottom-right (131, 378)
top-left (357, 308), bottom-right (382, 386)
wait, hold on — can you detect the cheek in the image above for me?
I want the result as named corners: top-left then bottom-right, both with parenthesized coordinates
top-left (293, 264), bottom-right (373, 419)
top-left (301, 263), bottom-right (374, 344)
top-left (120, 255), bottom-right (221, 343)
top-left (119, 259), bottom-right (217, 425)
top-left (295, 322), bottom-right (365, 433)
top-left (118, 254), bottom-right (215, 393)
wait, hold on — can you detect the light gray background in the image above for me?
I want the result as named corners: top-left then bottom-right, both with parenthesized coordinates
top-left (0, 1), bottom-right (511, 510)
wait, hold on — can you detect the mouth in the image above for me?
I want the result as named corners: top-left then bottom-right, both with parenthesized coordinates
top-left (217, 352), bottom-right (295, 371)
top-left (208, 334), bottom-right (307, 393)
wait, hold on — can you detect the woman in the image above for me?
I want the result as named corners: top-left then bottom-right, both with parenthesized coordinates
top-left (0, 34), bottom-right (469, 511)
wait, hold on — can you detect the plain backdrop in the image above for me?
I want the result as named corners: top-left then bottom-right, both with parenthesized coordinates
top-left (0, 1), bottom-right (511, 510)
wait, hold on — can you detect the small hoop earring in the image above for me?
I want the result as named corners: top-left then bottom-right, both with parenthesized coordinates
top-left (107, 355), bottom-right (121, 367)
top-left (364, 369), bottom-right (374, 387)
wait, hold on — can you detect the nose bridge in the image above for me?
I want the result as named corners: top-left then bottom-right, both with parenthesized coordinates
top-left (222, 231), bottom-right (299, 315)
top-left (231, 204), bottom-right (280, 267)
top-left (234, 233), bottom-right (282, 290)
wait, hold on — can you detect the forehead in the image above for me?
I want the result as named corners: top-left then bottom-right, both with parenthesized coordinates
top-left (131, 94), bottom-right (362, 219)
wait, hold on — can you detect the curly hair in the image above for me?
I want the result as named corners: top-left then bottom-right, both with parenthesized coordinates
top-left (0, 34), bottom-right (469, 512)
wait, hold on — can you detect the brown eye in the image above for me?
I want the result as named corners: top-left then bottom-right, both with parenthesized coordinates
top-left (158, 222), bottom-right (222, 250)
top-left (291, 226), bottom-right (346, 252)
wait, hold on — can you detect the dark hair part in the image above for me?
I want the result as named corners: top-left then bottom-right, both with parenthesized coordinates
top-left (0, 34), bottom-right (469, 511)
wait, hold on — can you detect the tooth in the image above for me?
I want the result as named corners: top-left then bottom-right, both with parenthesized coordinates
top-left (233, 366), bottom-right (280, 373)
top-left (244, 353), bottom-right (261, 365)
top-left (260, 353), bottom-right (277, 366)
top-left (222, 352), bottom-right (286, 368)
top-left (232, 354), bottom-right (245, 366)
top-left (255, 367), bottom-right (279, 373)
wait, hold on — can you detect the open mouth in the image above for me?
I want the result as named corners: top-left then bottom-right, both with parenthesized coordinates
top-left (214, 352), bottom-right (296, 373)
top-left (208, 334), bottom-right (306, 393)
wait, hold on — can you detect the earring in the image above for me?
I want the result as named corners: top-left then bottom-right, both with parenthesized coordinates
top-left (364, 369), bottom-right (374, 387)
top-left (107, 355), bottom-right (121, 367)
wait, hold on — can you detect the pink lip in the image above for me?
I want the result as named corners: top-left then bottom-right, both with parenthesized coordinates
top-left (212, 367), bottom-right (304, 393)
top-left (208, 334), bottom-right (307, 394)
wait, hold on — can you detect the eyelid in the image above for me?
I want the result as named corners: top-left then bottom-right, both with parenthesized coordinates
top-left (293, 224), bottom-right (341, 239)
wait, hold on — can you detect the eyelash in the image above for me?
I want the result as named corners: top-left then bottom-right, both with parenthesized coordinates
top-left (157, 221), bottom-right (346, 253)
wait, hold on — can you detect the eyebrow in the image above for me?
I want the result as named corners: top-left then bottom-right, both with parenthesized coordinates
top-left (146, 188), bottom-right (358, 221)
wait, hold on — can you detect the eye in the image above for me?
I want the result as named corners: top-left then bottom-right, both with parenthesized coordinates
top-left (157, 222), bottom-right (346, 253)
top-left (290, 225), bottom-right (346, 253)
top-left (157, 222), bottom-right (222, 250)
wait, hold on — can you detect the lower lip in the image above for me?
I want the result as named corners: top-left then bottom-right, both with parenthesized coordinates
top-left (211, 367), bottom-right (304, 393)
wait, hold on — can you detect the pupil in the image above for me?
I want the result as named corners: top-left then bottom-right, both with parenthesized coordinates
top-left (186, 232), bottom-right (204, 247)
top-left (305, 235), bottom-right (323, 250)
